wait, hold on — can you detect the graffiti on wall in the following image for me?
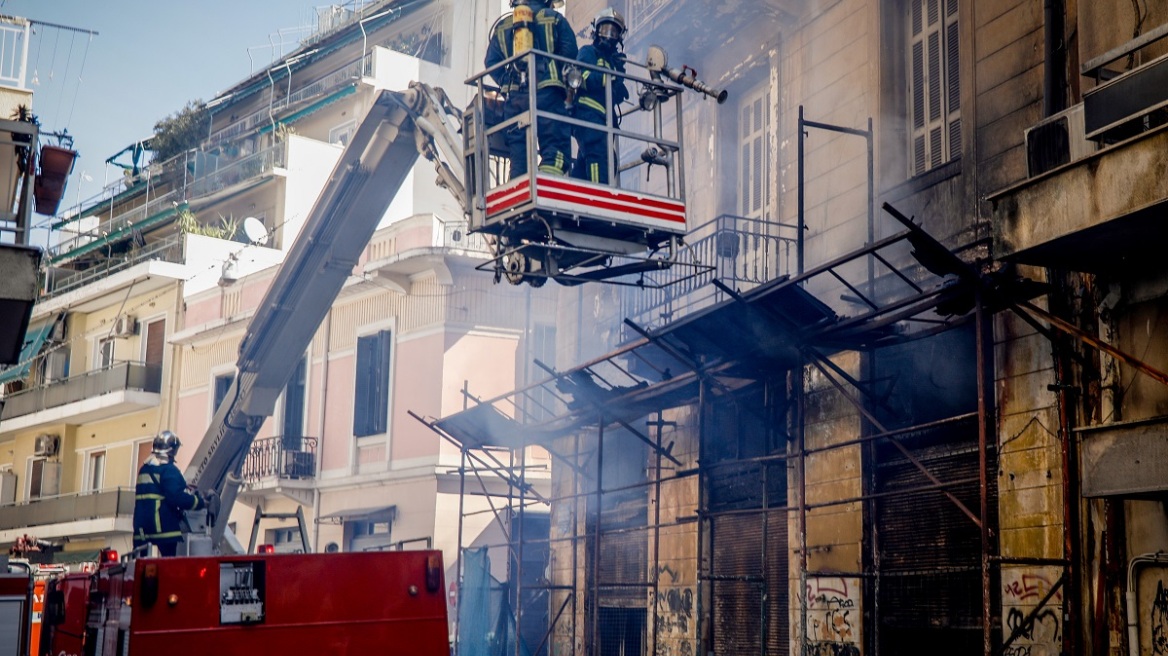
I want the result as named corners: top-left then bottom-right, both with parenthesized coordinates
top-left (654, 586), bottom-right (695, 635)
top-left (1001, 567), bottom-right (1062, 656)
top-left (805, 576), bottom-right (861, 656)
top-left (1152, 579), bottom-right (1168, 655)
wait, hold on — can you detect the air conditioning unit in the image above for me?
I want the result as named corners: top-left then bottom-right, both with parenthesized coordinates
top-left (33, 434), bottom-right (59, 457)
top-left (113, 315), bottom-right (139, 338)
top-left (1025, 104), bottom-right (1099, 177)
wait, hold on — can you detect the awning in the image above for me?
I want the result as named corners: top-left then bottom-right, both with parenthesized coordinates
top-left (258, 83), bottom-right (358, 135)
top-left (0, 320), bottom-right (55, 385)
top-left (317, 504), bottom-right (396, 524)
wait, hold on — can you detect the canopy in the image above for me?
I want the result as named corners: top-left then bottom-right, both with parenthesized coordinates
top-left (0, 320), bottom-right (55, 385)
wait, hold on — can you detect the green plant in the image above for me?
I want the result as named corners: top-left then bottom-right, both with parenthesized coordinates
top-left (175, 209), bottom-right (239, 241)
top-left (10, 104), bottom-right (39, 175)
top-left (151, 101), bottom-right (211, 163)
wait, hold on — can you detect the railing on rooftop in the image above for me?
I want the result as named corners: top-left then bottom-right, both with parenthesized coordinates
top-left (0, 361), bottom-right (162, 420)
top-left (42, 233), bottom-right (186, 299)
top-left (188, 142), bottom-right (286, 198)
top-left (241, 436), bottom-right (318, 484)
top-left (0, 488), bottom-right (135, 531)
top-left (209, 57), bottom-right (370, 146)
top-left (621, 214), bottom-right (798, 330)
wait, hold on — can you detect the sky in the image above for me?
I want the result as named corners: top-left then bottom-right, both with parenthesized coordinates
top-left (0, 0), bottom-right (330, 242)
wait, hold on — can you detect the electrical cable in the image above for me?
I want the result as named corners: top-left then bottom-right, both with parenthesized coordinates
top-left (64, 33), bottom-right (93, 129)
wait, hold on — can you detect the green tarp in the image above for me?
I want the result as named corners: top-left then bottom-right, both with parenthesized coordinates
top-left (0, 321), bottom-right (54, 385)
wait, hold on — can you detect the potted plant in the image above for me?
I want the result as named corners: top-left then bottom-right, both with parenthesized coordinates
top-left (10, 105), bottom-right (38, 176)
top-left (34, 130), bottom-right (78, 216)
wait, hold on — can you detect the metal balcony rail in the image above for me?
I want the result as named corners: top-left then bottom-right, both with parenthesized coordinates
top-left (187, 142), bottom-right (286, 198)
top-left (0, 361), bottom-right (162, 420)
top-left (0, 487), bottom-right (135, 530)
top-left (50, 189), bottom-right (180, 260)
top-left (622, 214), bottom-right (798, 329)
top-left (210, 56), bottom-right (371, 146)
top-left (240, 435), bottom-right (318, 484)
top-left (43, 234), bottom-right (186, 299)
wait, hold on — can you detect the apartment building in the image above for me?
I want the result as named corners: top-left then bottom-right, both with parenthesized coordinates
top-left (433, 1), bottom-right (1168, 655)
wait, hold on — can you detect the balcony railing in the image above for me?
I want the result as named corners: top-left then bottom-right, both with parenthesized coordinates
top-left (187, 142), bottom-right (286, 198)
top-left (621, 214), bottom-right (798, 330)
top-left (43, 234), bottom-right (186, 299)
top-left (628, 0), bottom-right (671, 31)
top-left (241, 436), bottom-right (318, 485)
top-left (50, 190), bottom-right (181, 261)
top-left (0, 361), bottom-right (162, 420)
top-left (0, 488), bottom-right (134, 531)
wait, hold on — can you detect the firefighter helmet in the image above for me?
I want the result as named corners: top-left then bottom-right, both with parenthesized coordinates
top-left (511, 0), bottom-right (564, 7)
top-left (152, 430), bottom-right (182, 459)
top-left (591, 8), bottom-right (626, 51)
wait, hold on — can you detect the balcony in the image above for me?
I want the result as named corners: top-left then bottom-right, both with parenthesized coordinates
top-left (0, 361), bottom-right (162, 432)
top-left (0, 488), bottom-right (134, 541)
top-left (43, 233), bottom-right (186, 299)
top-left (363, 215), bottom-right (491, 287)
top-left (621, 214), bottom-right (798, 332)
top-left (240, 436), bottom-right (317, 504)
top-left (991, 24), bottom-right (1168, 272)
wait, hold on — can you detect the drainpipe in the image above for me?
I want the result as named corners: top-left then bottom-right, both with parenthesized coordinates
top-left (1044, 0), bottom-right (1067, 116)
top-left (312, 308), bottom-right (333, 553)
top-left (1127, 552), bottom-right (1168, 656)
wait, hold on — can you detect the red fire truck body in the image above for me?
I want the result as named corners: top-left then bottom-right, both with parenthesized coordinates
top-left (42, 551), bottom-right (447, 656)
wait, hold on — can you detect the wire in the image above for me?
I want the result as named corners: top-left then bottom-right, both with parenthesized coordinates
top-left (52, 31), bottom-right (76, 128)
top-left (64, 33), bottom-right (93, 129)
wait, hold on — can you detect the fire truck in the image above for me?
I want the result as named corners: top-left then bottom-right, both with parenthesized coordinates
top-left (33, 44), bottom-right (720, 656)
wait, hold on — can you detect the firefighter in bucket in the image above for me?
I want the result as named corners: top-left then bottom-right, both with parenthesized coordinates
top-left (571, 8), bottom-right (629, 185)
top-left (484, 0), bottom-right (578, 178)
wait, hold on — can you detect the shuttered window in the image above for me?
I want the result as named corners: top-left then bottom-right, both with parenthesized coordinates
top-left (908, 0), bottom-right (960, 175)
top-left (282, 355), bottom-right (307, 439)
top-left (738, 83), bottom-right (770, 220)
top-left (353, 330), bottom-right (392, 438)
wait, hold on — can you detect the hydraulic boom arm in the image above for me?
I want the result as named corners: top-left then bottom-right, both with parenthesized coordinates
top-left (183, 83), bottom-right (465, 550)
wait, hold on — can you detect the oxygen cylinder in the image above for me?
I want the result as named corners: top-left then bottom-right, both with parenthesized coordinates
top-left (513, 4), bottom-right (533, 54)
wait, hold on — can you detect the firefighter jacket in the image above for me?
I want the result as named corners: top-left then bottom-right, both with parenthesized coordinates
top-left (485, 7), bottom-right (578, 94)
top-left (576, 44), bottom-right (628, 115)
top-left (133, 456), bottom-right (203, 544)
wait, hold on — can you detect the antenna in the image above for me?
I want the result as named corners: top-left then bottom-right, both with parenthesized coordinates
top-left (242, 217), bottom-right (269, 246)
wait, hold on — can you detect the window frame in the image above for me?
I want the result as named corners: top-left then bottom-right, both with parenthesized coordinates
top-left (85, 450), bottom-right (107, 493)
top-left (279, 353), bottom-right (309, 440)
top-left (353, 328), bottom-right (394, 439)
top-left (95, 336), bottom-right (116, 370)
top-left (905, 0), bottom-right (961, 176)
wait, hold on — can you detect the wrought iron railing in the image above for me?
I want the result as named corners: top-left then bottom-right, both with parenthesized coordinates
top-left (241, 436), bottom-right (318, 484)
top-left (0, 488), bottom-right (135, 530)
top-left (0, 361), bottom-right (162, 420)
top-left (621, 214), bottom-right (799, 331)
top-left (43, 234), bottom-right (186, 299)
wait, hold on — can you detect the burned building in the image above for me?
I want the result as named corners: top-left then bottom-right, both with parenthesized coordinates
top-left (422, 0), bottom-right (1168, 654)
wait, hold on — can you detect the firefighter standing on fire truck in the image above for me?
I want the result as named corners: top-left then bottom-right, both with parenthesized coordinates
top-left (132, 431), bottom-right (204, 557)
top-left (484, 0), bottom-right (578, 178)
top-left (571, 8), bottom-right (629, 184)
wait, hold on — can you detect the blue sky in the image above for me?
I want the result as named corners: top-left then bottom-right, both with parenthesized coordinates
top-left (0, 0), bottom-right (322, 239)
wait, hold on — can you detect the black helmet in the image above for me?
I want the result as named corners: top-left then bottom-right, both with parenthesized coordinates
top-left (511, 0), bottom-right (563, 7)
top-left (591, 8), bottom-right (626, 51)
top-left (152, 430), bottom-right (182, 459)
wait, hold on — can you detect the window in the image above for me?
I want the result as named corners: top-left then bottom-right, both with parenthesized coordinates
top-left (907, 0), bottom-right (960, 175)
top-left (213, 373), bottom-right (234, 415)
top-left (347, 520), bottom-right (393, 552)
top-left (738, 83), bottom-right (770, 221)
top-left (527, 324), bottom-right (557, 422)
top-left (282, 355), bottom-right (308, 439)
top-left (26, 458), bottom-right (60, 499)
top-left (96, 337), bottom-right (115, 369)
top-left (353, 330), bottom-right (392, 437)
top-left (135, 440), bottom-right (154, 473)
top-left (86, 451), bottom-right (106, 492)
top-left (142, 318), bottom-right (165, 392)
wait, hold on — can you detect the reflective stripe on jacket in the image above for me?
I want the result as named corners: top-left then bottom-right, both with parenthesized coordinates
top-left (132, 456), bottom-right (202, 544)
top-left (484, 8), bottom-right (579, 93)
top-left (576, 44), bottom-right (628, 115)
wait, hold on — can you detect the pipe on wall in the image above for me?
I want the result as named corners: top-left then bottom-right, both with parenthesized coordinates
top-left (1126, 552), bottom-right (1168, 656)
top-left (1043, 0), bottom-right (1068, 116)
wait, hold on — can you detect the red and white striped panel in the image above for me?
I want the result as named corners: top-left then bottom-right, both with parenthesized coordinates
top-left (484, 175), bottom-right (687, 235)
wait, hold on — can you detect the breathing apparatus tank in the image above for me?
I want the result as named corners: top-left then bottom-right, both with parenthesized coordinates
top-left (512, 2), bottom-right (534, 54)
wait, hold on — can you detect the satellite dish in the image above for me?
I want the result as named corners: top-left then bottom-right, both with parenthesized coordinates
top-left (242, 217), bottom-right (268, 245)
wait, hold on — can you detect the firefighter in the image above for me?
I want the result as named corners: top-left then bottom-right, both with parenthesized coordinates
top-left (132, 431), bottom-right (203, 557)
top-left (484, 0), bottom-right (578, 178)
top-left (571, 8), bottom-right (628, 185)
